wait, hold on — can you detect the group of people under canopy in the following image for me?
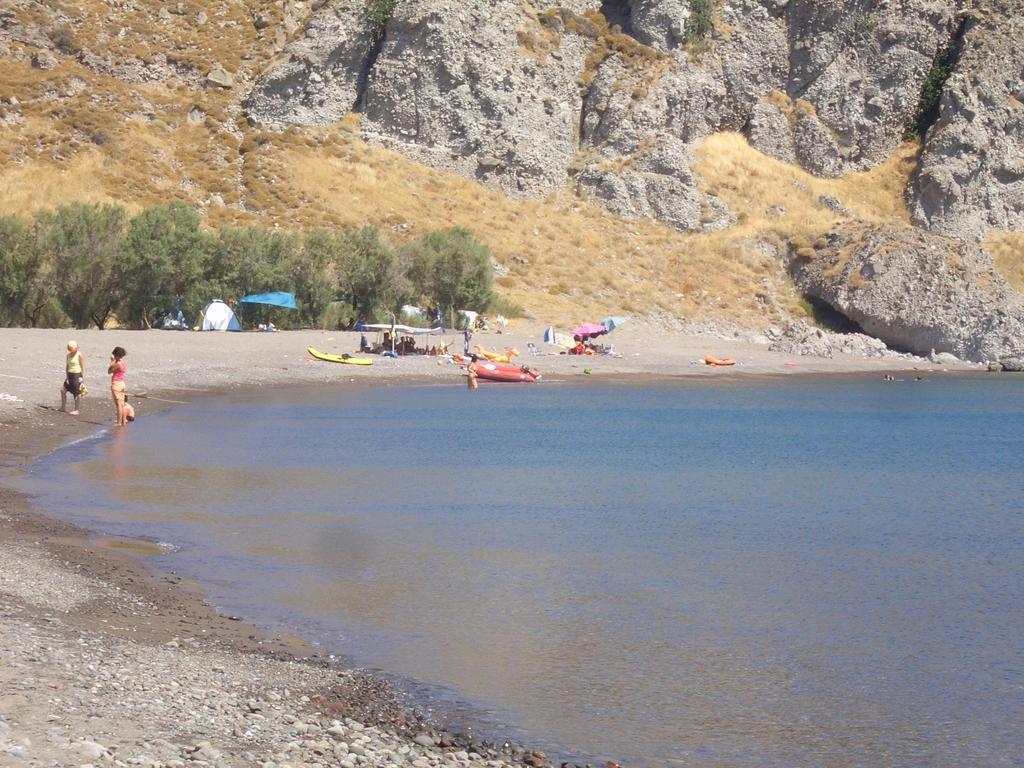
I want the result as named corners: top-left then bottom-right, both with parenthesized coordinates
top-left (358, 323), bottom-right (455, 356)
top-left (569, 336), bottom-right (603, 356)
top-left (366, 333), bottom-right (449, 356)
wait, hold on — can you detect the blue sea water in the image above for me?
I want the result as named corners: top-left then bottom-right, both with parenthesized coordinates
top-left (13, 376), bottom-right (1024, 767)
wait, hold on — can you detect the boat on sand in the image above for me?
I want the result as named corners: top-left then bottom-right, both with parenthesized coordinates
top-left (307, 347), bottom-right (374, 366)
top-left (475, 361), bottom-right (541, 383)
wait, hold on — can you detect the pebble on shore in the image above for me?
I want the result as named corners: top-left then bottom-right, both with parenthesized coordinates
top-left (0, 531), bottom-right (564, 768)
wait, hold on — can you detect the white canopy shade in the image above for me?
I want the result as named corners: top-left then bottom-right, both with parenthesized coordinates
top-left (362, 323), bottom-right (453, 335)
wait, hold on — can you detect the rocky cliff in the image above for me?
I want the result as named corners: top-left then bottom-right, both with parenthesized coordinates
top-left (790, 222), bottom-right (1024, 360)
top-left (243, 0), bottom-right (1024, 360)
top-left (247, 0), bottom-right (1021, 232)
top-left (910, 0), bottom-right (1024, 240)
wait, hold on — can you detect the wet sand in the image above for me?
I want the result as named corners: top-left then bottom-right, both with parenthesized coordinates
top-left (0, 324), bottom-right (970, 766)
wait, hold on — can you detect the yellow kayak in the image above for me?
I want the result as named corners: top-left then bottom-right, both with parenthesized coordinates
top-left (307, 347), bottom-right (374, 366)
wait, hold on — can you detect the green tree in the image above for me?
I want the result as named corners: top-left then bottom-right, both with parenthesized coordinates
top-left (401, 227), bottom-right (493, 317)
top-left (207, 227), bottom-right (298, 327)
top-left (207, 226), bottom-right (292, 296)
top-left (121, 202), bottom-right (210, 328)
top-left (37, 203), bottom-right (126, 329)
top-left (0, 214), bottom-right (51, 327)
top-left (337, 225), bottom-right (403, 320)
top-left (294, 230), bottom-right (342, 327)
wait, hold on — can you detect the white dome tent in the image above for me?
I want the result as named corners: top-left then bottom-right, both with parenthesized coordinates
top-left (201, 300), bottom-right (241, 331)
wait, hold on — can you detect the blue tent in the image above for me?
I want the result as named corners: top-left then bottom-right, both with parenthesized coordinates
top-left (239, 292), bottom-right (298, 310)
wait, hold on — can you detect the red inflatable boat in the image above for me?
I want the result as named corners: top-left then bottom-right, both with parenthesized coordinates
top-left (474, 361), bottom-right (541, 383)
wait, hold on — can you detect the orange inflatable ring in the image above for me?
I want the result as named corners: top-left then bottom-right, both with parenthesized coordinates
top-left (705, 356), bottom-right (736, 366)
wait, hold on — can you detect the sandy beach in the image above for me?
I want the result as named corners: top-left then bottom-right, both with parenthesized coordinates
top-left (0, 325), bottom-right (973, 768)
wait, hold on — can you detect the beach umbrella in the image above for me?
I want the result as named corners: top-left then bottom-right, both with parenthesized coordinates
top-left (602, 316), bottom-right (627, 333)
top-left (572, 322), bottom-right (608, 340)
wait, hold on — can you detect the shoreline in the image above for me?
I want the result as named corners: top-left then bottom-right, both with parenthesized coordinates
top-left (0, 400), bottom-right (482, 767)
top-left (0, 325), bottom-right (984, 767)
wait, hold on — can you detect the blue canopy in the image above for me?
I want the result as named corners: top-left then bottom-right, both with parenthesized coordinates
top-left (239, 292), bottom-right (298, 310)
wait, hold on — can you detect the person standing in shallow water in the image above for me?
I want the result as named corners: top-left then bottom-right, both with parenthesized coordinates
top-left (467, 354), bottom-right (479, 390)
top-left (108, 346), bottom-right (128, 426)
top-left (60, 340), bottom-right (85, 415)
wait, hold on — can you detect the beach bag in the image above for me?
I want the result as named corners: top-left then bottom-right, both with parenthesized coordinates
top-left (79, 382), bottom-right (89, 397)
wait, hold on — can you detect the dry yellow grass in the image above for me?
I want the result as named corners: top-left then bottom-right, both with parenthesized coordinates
top-left (985, 230), bottom-right (1024, 291)
top-left (0, 2), bottom-right (925, 328)
top-left (690, 152), bottom-right (896, 306)
top-left (687, 132), bottom-right (916, 313)
top-left (697, 132), bottom-right (915, 235)
top-left (0, 115), bottom-right (918, 326)
top-left (0, 152), bottom-right (128, 212)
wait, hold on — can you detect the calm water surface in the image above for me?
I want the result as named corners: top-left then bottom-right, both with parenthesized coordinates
top-left (14, 377), bottom-right (1024, 767)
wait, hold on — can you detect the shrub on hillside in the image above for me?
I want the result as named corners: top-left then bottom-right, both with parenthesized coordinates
top-left (295, 230), bottom-right (342, 327)
top-left (364, 0), bottom-right (395, 29)
top-left (905, 39), bottom-right (958, 140)
top-left (685, 0), bottom-right (713, 44)
top-left (46, 24), bottom-right (77, 54)
top-left (488, 293), bottom-right (526, 319)
top-left (0, 202), bottom-right (499, 331)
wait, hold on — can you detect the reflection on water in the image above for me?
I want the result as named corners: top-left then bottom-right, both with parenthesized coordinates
top-left (14, 379), bottom-right (1024, 767)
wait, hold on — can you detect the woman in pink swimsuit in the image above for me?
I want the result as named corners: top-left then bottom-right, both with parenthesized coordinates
top-left (108, 346), bottom-right (128, 426)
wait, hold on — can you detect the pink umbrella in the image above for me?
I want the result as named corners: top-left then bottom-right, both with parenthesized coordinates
top-left (572, 323), bottom-right (608, 339)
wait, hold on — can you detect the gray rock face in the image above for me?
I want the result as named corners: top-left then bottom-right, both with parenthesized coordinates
top-left (716, 0), bottom-right (790, 130)
top-left (790, 222), bottom-right (1024, 361)
top-left (766, 0), bottom-right (957, 175)
top-left (745, 96), bottom-right (797, 164)
top-left (573, 8), bottom-right (756, 232)
top-left (242, 0), bottom-right (1022, 243)
top-left (358, 1), bottom-right (597, 196)
top-left (910, 3), bottom-right (1024, 239)
top-left (929, 350), bottom-right (961, 365)
top-left (577, 135), bottom-right (704, 229)
top-left (244, 3), bottom-right (379, 128)
top-left (630, 0), bottom-right (691, 50)
top-left (580, 48), bottom-right (726, 155)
